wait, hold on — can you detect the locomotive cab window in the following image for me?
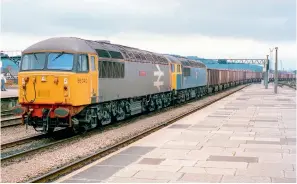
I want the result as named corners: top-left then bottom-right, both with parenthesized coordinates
top-left (90, 56), bottom-right (96, 71)
top-left (21, 53), bottom-right (46, 71)
top-left (109, 51), bottom-right (124, 59)
top-left (95, 49), bottom-right (110, 58)
top-left (47, 53), bottom-right (74, 70)
top-left (183, 67), bottom-right (190, 76)
top-left (77, 54), bottom-right (89, 72)
top-left (177, 65), bottom-right (181, 73)
top-left (171, 64), bottom-right (175, 72)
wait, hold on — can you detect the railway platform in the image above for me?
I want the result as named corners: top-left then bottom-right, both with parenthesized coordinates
top-left (1, 89), bottom-right (19, 111)
top-left (1, 88), bottom-right (18, 99)
top-left (57, 83), bottom-right (296, 183)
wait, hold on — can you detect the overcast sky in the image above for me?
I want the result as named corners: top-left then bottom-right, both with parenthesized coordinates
top-left (1, 0), bottom-right (296, 70)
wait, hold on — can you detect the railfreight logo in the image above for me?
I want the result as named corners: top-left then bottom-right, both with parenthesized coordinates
top-left (154, 64), bottom-right (164, 92)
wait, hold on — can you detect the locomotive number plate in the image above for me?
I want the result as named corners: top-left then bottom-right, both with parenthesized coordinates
top-left (38, 90), bottom-right (50, 97)
top-left (77, 78), bottom-right (88, 83)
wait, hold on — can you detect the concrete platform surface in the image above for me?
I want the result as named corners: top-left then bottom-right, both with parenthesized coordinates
top-left (1, 89), bottom-right (18, 99)
top-left (57, 84), bottom-right (296, 183)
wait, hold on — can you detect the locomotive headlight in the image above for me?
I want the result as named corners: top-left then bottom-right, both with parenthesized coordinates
top-left (64, 84), bottom-right (69, 97)
top-left (63, 78), bottom-right (69, 97)
top-left (24, 76), bottom-right (29, 83)
top-left (64, 78), bottom-right (68, 84)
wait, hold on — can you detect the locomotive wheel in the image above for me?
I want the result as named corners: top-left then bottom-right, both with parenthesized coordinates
top-left (185, 91), bottom-right (190, 101)
top-left (101, 110), bottom-right (111, 125)
top-left (148, 96), bottom-right (156, 111)
top-left (88, 109), bottom-right (98, 129)
top-left (116, 107), bottom-right (126, 121)
top-left (156, 96), bottom-right (163, 110)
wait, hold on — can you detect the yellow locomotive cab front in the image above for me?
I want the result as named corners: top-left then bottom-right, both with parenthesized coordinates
top-left (17, 52), bottom-right (77, 105)
top-left (19, 72), bottom-right (73, 105)
top-left (13, 51), bottom-right (97, 133)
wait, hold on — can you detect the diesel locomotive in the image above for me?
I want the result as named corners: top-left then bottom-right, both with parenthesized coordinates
top-left (13, 37), bottom-right (262, 134)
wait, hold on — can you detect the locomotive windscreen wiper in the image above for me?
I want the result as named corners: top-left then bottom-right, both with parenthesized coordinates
top-left (52, 52), bottom-right (65, 61)
top-left (33, 53), bottom-right (39, 63)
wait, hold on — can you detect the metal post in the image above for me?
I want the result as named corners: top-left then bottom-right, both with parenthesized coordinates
top-left (265, 55), bottom-right (269, 89)
top-left (263, 60), bottom-right (266, 86)
top-left (269, 47), bottom-right (274, 69)
top-left (274, 47), bottom-right (278, 94)
top-left (263, 57), bottom-right (267, 87)
top-left (263, 65), bottom-right (266, 86)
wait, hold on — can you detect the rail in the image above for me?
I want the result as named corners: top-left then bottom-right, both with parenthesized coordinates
top-left (1, 134), bottom-right (45, 150)
top-left (1, 134), bottom-right (81, 162)
top-left (1, 116), bottom-right (22, 128)
top-left (278, 81), bottom-right (296, 90)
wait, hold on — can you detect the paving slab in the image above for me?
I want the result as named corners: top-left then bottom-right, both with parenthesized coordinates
top-left (56, 83), bottom-right (296, 183)
top-left (221, 175), bottom-right (272, 183)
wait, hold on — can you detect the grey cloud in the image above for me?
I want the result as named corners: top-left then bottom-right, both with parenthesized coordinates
top-left (1, 0), bottom-right (295, 42)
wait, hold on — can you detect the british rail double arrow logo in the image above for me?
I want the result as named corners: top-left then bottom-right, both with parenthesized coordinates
top-left (154, 64), bottom-right (164, 92)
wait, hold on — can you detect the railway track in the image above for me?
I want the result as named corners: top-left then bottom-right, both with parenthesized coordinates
top-left (1, 110), bottom-right (15, 118)
top-left (1, 106), bottom-right (180, 164)
top-left (1, 109), bottom-right (22, 128)
top-left (1, 126), bottom-right (87, 163)
top-left (1, 105), bottom-right (184, 163)
top-left (1, 134), bottom-right (45, 150)
top-left (1, 116), bottom-right (22, 128)
top-left (1, 133), bottom-right (82, 163)
top-left (26, 84), bottom-right (250, 183)
top-left (278, 81), bottom-right (296, 90)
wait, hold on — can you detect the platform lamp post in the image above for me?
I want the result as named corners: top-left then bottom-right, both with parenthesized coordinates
top-left (269, 48), bottom-right (274, 85)
top-left (265, 55), bottom-right (269, 89)
top-left (274, 47), bottom-right (278, 94)
top-left (263, 59), bottom-right (267, 87)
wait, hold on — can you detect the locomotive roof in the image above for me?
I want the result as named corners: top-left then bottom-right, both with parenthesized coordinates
top-left (23, 37), bottom-right (169, 65)
top-left (22, 37), bottom-right (206, 68)
top-left (23, 37), bottom-right (163, 55)
top-left (23, 37), bottom-right (96, 53)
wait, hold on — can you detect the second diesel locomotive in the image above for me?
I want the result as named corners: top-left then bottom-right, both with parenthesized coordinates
top-left (13, 37), bottom-right (262, 134)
